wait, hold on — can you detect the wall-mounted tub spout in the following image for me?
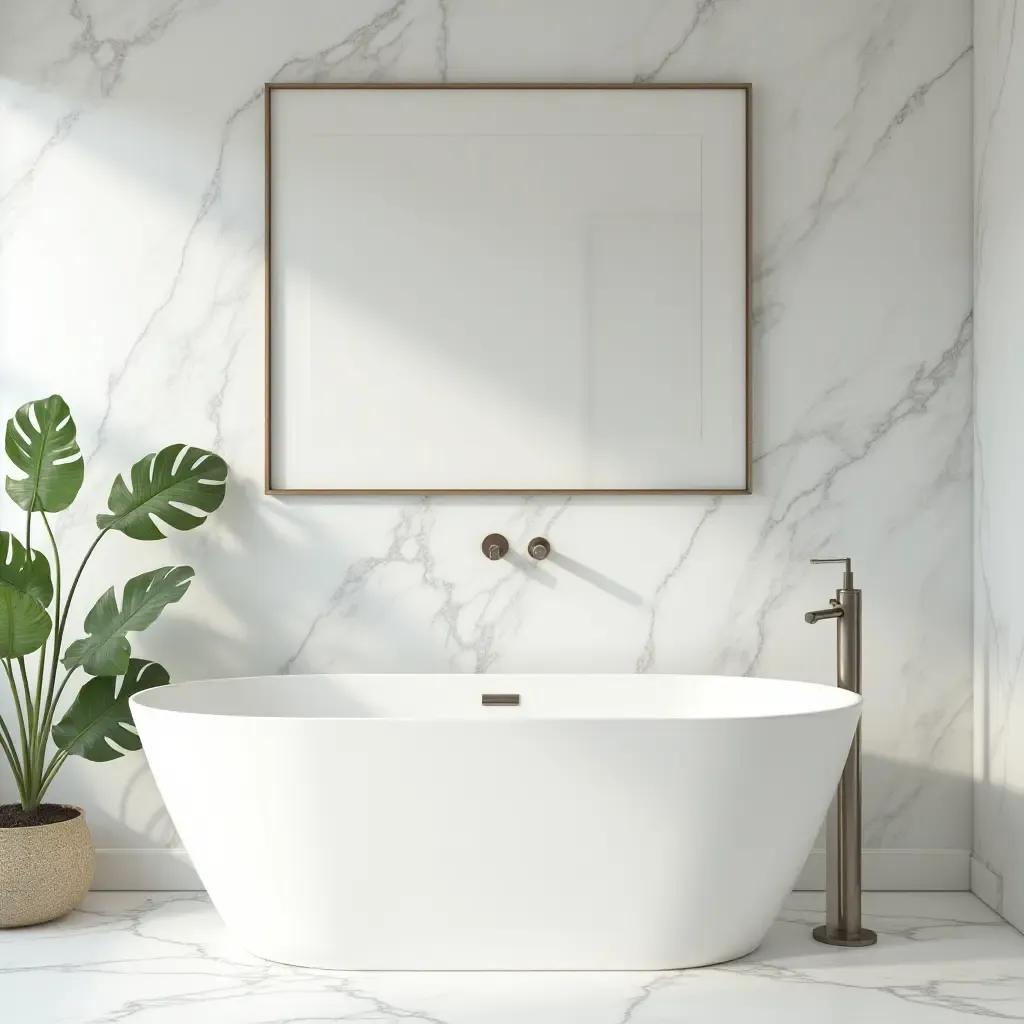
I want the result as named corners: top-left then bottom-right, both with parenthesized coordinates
top-left (805, 556), bottom-right (877, 948)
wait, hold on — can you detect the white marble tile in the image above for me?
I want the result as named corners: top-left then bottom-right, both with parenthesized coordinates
top-left (0, 0), bottom-right (973, 871)
top-left (0, 893), bottom-right (1021, 1023)
top-left (974, 0), bottom-right (1024, 932)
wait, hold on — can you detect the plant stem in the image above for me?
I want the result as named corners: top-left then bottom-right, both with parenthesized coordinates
top-left (59, 529), bottom-right (108, 641)
top-left (0, 712), bottom-right (26, 803)
top-left (53, 664), bottom-right (76, 703)
top-left (17, 656), bottom-right (33, 735)
top-left (25, 506), bottom-right (31, 555)
top-left (2, 659), bottom-right (28, 754)
top-left (40, 511), bottom-right (61, 661)
top-left (49, 527), bottom-right (107, 681)
top-left (30, 654), bottom-right (45, 782)
top-left (36, 665), bottom-right (75, 785)
top-left (2, 658), bottom-right (32, 806)
top-left (37, 527), bottom-right (107, 774)
top-left (34, 512), bottom-right (61, 788)
top-left (16, 655), bottom-right (39, 796)
top-left (36, 749), bottom-right (67, 802)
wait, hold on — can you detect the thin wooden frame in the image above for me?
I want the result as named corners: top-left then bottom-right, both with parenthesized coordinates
top-left (265, 82), bottom-right (752, 496)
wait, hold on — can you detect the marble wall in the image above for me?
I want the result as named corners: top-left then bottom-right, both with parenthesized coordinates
top-left (0, 0), bottom-right (972, 879)
top-left (974, 0), bottom-right (1024, 927)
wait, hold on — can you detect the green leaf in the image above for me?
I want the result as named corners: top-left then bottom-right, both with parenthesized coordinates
top-left (62, 565), bottom-right (194, 676)
top-left (0, 532), bottom-right (52, 658)
top-left (53, 658), bottom-right (170, 761)
top-left (0, 532), bottom-right (52, 608)
top-left (97, 445), bottom-right (228, 541)
top-left (5, 395), bottom-right (84, 513)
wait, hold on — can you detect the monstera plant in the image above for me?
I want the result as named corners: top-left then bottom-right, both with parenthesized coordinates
top-left (0, 395), bottom-right (227, 841)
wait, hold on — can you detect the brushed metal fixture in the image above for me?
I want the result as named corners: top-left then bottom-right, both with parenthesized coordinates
top-left (805, 557), bottom-right (877, 948)
top-left (482, 534), bottom-right (509, 561)
top-left (482, 693), bottom-right (520, 706)
top-left (527, 537), bottom-right (551, 560)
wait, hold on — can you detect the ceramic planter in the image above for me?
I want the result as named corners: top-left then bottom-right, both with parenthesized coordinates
top-left (0, 806), bottom-right (94, 928)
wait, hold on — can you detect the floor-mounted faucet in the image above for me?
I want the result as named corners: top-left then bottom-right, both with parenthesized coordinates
top-left (804, 557), bottom-right (877, 947)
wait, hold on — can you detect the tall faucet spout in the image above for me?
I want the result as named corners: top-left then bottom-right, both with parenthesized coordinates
top-left (806, 556), bottom-right (876, 948)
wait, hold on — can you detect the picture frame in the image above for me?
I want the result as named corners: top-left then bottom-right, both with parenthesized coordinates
top-left (265, 83), bottom-right (752, 495)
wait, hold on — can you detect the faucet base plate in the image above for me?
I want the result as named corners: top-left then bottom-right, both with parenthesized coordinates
top-left (812, 925), bottom-right (878, 947)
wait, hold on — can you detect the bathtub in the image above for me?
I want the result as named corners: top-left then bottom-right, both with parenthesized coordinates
top-left (130, 674), bottom-right (860, 970)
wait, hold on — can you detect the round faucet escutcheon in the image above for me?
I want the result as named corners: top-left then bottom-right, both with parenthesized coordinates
top-left (482, 534), bottom-right (509, 561)
top-left (527, 537), bottom-right (551, 560)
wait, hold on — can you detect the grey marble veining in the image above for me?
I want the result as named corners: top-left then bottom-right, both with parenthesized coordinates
top-left (1, 893), bottom-right (1022, 1022)
top-left (0, 0), bottom-right (973, 871)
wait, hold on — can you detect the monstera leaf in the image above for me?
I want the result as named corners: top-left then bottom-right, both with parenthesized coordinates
top-left (62, 565), bottom-right (194, 676)
top-left (5, 395), bottom-right (84, 513)
top-left (0, 532), bottom-right (52, 658)
top-left (96, 445), bottom-right (227, 541)
top-left (53, 658), bottom-right (169, 761)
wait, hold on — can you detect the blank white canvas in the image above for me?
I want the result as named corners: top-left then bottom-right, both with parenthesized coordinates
top-left (269, 87), bottom-right (747, 491)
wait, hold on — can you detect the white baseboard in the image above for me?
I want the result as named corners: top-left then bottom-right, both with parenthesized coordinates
top-left (970, 855), bottom-right (1003, 912)
top-left (796, 848), bottom-right (970, 891)
top-left (93, 849), bottom-right (202, 890)
top-left (92, 847), bottom-right (971, 893)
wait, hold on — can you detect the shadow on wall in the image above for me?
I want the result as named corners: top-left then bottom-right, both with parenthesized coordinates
top-left (4, 61), bottom-right (686, 456)
top-left (153, 483), bottom-right (677, 682)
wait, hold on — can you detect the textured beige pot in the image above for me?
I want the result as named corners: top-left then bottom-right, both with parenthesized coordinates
top-left (0, 806), bottom-right (95, 928)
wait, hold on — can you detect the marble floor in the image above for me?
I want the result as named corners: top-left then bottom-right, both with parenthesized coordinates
top-left (0, 892), bottom-right (1022, 1022)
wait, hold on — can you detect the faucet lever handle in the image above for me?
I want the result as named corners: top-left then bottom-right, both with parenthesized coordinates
top-left (810, 557), bottom-right (853, 589)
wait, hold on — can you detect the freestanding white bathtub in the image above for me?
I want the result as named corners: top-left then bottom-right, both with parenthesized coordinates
top-left (130, 674), bottom-right (860, 970)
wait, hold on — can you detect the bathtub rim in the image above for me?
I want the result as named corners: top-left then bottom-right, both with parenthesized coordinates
top-left (129, 673), bottom-right (862, 723)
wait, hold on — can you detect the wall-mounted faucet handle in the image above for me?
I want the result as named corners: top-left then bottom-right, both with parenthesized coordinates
top-left (482, 534), bottom-right (509, 561)
top-left (810, 556), bottom-right (854, 589)
top-left (527, 537), bottom-right (551, 560)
